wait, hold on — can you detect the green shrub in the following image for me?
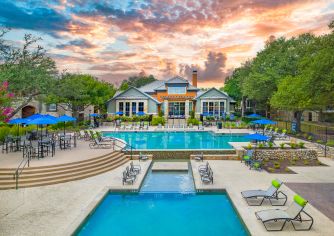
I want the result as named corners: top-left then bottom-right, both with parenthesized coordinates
top-left (284, 167), bottom-right (290, 172)
top-left (298, 142), bottom-right (305, 148)
top-left (151, 116), bottom-right (165, 125)
top-left (246, 143), bottom-right (252, 149)
top-left (268, 167), bottom-right (275, 173)
top-left (258, 143), bottom-right (265, 148)
top-left (280, 143), bottom-right (285, 149)
top-left (268, 142), bottom-right (274, 148)
top-left (158, 110), bottom-right (164, 117)
top-left (189, 110), bottom-right (195, 119)
top-left (290, 143), bottom-right (297, 149)
top-left (303, 160), bottom-right (309, 165)
top-left (307, 136), bottom-right (313, 141)
top-left (290, 160), bottom-right (296, 165)
top-left (316, 160), bottom-right (322, 165)
top-left (316, 139), bottom-right (325, 144)
top-left (327, 140), bottom-right (334, 147)
top-left (274, 162), bottom-right (280, 169)
top-left (187, 118), bottom-right (199, 125)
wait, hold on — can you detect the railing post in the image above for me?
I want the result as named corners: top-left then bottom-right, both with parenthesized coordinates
top-left (15, 171), bottom-right (18, 190)
top-left (325, 126), bottom-right (328, 157)
top-left (130, 147), bottom-right (133, 160)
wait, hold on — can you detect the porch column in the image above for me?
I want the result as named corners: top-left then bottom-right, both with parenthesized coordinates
top-left (185, 100), bottom-right (189, 118)
top-left (164, 100), bottom-right (168, 118)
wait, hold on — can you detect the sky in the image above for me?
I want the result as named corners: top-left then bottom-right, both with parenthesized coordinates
top-left (0, 0), bottom-right (333, 88)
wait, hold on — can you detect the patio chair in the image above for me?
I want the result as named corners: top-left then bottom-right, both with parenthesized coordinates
top-left (198, 122), bottom-right (204, 130)
top-left (242, 149), bottom-right (254, 165)
top-left (255, 195), bottom-right (313, 231)
top-left (119, 122), bottom-right (125, 130)
top-left (78, 130), bottom-right (86, 139)
top-left (194, 152), bottom-right (204, 161)
top-left (139, 152), bottom-right (149, 161)
top-left (126, 166), bottom-right (137, 178)
top-left (89, 137), bottom-right (112, 149)
top-left (130, 161), bottom-right (141, 174)
top-left (201, 169), bottom-right (213, 184)
top-left (157, 123), bottom-right (162, 129)
top-left (249, 159), bottom-right (263, 171)
top-left (188, 123), bottom-right (193, 129)
top-left (276, 129), bottom-right (288, 140)
top-left (135, 122), bottom-right (141, 130)
top-left (198, 162), bottom-right (209, 173)
top-left (143, 122), bottom-right (149, 130)
top-left (241, 179), bottom-right (287, 206)
top-left (122, 170), bottom-right (136, 185)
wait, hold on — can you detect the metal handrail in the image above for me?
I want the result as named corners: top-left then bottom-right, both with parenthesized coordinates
top-left (13, 145), bottom-right (31, 190)
top-left (109, 137), bottom-right (135, 160)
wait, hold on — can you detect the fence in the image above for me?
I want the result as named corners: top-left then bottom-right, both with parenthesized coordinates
top-left (273, 120), bottom-right (334, 143)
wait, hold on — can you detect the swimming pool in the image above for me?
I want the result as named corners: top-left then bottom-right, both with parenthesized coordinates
top-left (103, 131), bottom-right (248, 150)
top-left (76, 167), bottom-right (249, 236)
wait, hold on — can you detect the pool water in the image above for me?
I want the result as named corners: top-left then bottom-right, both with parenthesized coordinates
top-left (104, 131), bottom-right (247, 150)
top-left (76, 167), bottom-right (248, 236)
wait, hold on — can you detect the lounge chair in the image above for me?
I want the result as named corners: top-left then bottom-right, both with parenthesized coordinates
top-left (255, 195), bottom-right (313, 231)
top-left (241, 179), bottom-right (287, 206)
top-left (130, 161), bottom-right (141, 174)
top-left (139, 152), bottom-right (149, 161)
top-left (126, 166), bottom-right (137, 178)
top-left (143, 122), bottom-right (149, 130)
top-left (198, 162), bottom-right (209, 173)
top-left (201, 169), bottom-right (213, 184)
top-left (122, 170), bottom-right (136, 185)
top-left (194, 152), bottom-right (204, 161)
top-left (198, 122), bottom-right (204, 130)
top-left (89, 137), bottom-right (112, 149)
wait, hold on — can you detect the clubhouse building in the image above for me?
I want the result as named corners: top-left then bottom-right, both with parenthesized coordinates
top-left (107, 71), bottom-right (236, 119)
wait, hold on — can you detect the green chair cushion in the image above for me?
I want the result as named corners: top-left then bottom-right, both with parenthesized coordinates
top-left (243, 155), bottom-right (250, 160)
top-left (253, 162), bottom-right (261, 168)
top-left (272, 179), bottom-right (281, 189)
top-left (294, 195), bottom-right (308, 207)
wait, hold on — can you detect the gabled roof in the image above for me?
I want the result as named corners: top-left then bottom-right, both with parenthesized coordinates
top-left (138, 80), bottom-right (165, 93)
top-left (195, 87), bottom-right (236, 102)
top-left (165, 76), bottom-right (189, 84)
top-left (108, 86), bottom-right (161, 104)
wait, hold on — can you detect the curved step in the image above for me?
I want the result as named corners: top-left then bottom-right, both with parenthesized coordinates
top-left (0, 151), bottom-right (130, 190)
top-left (0, 152), bottom-right (126, 181)
top-left (0, 158), bottom-right (129, 190)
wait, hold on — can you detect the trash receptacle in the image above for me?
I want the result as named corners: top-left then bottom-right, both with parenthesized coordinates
top-left (217, 122), bottom-right (222, 129)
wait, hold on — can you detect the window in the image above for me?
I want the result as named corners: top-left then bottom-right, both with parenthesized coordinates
top-left (168, 86), bottom-right (186, 94)
top-left (214, 102), bottom-right (219, 116)
top-left (220, 102), bottom-right (225, 115)
top-left (168, 102), bottom-right (185, 116)
top-left (47, 104), bottom-right (57, 112)
top-left (119, 102), bottom-right (124, 113)
top-left (202, 102), bottom-right (208, 113)
top-left (132, 102), bottom-right (136, 115)
top-left (125, 102), bottom-right (130, 116)
top-left (138, 102), bottom-right (144, 112)
top-left (189, 102), bottom-right (193, 113)
top-left (209, 102), bottom-right (214, 115)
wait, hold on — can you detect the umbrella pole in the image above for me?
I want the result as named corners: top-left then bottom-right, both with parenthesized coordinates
top-left (64, 121), bottom-right (66, 135)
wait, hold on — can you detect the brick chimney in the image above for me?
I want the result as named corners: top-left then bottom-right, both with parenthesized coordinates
top-left (192, 69), bottom-right (197, 87)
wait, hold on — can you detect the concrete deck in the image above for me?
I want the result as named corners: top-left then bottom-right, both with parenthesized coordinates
top-left (191, 157), bottom-right (334, 236)
top-left (0, 160), bottom-right (151, 236)
top-left (0, 139), bottom-right (125, 168)
top-left (151, 161), bottom-right (188, 171)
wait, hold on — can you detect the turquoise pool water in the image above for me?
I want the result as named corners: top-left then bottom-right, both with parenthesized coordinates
top-left (76, 168), bottom-right (248, 236)
top-left (104, 131), bottom-right (247, 150)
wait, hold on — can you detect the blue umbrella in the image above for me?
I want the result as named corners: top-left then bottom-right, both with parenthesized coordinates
top-left (246, 113), bottom-right (262, 119)
top-left (58, 115), bottom-right (77, 134)
top-left (115, 111), bottom-right (123, 115)
top-left (43, 114), bottom-right (58, 121)
top-left (89, 113), bottom-right (100, 117)
top-left (25, 113), bottom-right (43, 121)
top-left (8, 118), bottom-right (27, 136)
top-left (244, 133), bottom-right (269, 141)
top-left (137, 111), bottom-right (146, 116)
top-left (26, 117), bottom-right (58, 125)
top-left (251, 119), bottom-right (277, 125)
top-left (8, 118), bottom-right (26, 124)
top-left (202, 112), bottom-right (210, 117)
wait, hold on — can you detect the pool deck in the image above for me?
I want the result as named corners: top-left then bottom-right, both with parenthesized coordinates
top-left (151, 161), bottom-right (188, 171)
top-left (191, 157), bottom-right (334, 236)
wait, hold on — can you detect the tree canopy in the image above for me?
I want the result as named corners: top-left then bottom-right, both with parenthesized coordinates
top-left (49, 73), bottom-right (116, 117)
top-left (119, 74), bottom-right (156, 90)
top-left (0, 29), bottom-right (57, 118)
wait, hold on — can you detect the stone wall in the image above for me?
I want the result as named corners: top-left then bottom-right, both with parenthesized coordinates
top-left (132, 150), bottom-right (236, 159)
top-left (250, 149), bottom-right (318, 160)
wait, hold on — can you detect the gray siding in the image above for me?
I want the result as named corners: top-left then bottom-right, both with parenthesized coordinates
top-left (107, 101), bottom-right (116, 113)
top-left (200, 89), bottom-right (229, 99)
top-left (117, 88), bottom-right (147, 98)
top-left (148, 99), bottom-right (158, 114)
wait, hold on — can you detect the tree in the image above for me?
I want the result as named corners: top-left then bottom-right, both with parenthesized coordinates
top-left (0, 29), bottom-right (57, 118)
top-left (49, 73), bottom-right (116, 118)
top-left (0, 81), bottom-right (14, 122)
top-left (119, 74), bottom-right (156, 89)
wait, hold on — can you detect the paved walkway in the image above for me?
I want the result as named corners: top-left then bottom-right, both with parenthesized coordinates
top-left (191, 157), bottom-right (334, 236)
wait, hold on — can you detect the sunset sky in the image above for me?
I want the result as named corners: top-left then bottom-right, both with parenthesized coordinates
top-left (1, 0), bottom-right (333, 88)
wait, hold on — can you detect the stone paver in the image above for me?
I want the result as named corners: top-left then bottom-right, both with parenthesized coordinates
top-left (191, 158), bottom-right (334, 236)
top-left (285, 183), bottom-right (334, 222)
